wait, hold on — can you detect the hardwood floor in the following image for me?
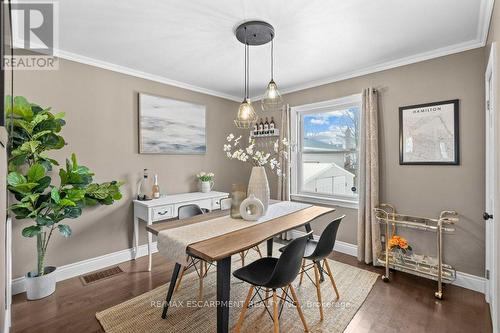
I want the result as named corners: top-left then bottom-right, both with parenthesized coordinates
top-left (11, 248), bottom-right (491, 333)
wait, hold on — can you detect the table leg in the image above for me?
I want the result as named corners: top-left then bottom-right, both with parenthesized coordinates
top-left (304, 223), bottom-right (314, 239)
top-left (267, 238), bottom-right (273, 257)
top-left (147, 220), bottom-right (153, 271)
top-left (133, 216), bottom-right (139, 259)
top-left (217, 257), bottom-right (231, 333)
top-left (162, 263), bottom-right (181, 319)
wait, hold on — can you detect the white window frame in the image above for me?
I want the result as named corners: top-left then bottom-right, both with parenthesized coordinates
top-left (290, 93), bottom-right (362, 209)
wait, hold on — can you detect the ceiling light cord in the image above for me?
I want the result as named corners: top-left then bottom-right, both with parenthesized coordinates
top-left (244, 27), bottom-right (247, 99)
top-left (246, 43), bottom-right (250, 99)
top-left (271, 37), bottom-right (274, 80)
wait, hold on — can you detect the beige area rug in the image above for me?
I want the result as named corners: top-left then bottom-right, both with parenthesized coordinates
top-left (96, 247), bottom-right (378, 332)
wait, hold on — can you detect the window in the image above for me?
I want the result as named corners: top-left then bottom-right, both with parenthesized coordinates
top-left (290, 94), bottom-right (361, 208)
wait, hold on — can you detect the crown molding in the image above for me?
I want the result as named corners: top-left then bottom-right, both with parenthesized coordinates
top-left (55, 49), bottom-right (242, 102)
top-left (278, 39), bottom-right (485, 97)
top-left (478, 0), bottom-right (495, 44)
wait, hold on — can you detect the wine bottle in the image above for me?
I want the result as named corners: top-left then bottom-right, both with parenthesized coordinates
top-left (137, 168), bottom-right (149, 200)
top-left (152, 174), bottom-right (160, 199)
top-left (258, 118), bottom-right (264, 131)
top-left (264, 117), bottom-right (269, 130)
top-left (270, 116), bottom-right (275, 130)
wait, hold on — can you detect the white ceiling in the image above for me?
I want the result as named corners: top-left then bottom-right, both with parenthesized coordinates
top-left (30, 0), bottom-right (497, 101)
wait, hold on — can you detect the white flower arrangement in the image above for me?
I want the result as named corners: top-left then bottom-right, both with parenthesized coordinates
top-left (224, 133), bottom-right (289, 177)
top-left (196, 172), bottom-right (215, 182)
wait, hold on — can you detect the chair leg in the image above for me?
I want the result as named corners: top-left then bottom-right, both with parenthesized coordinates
top-left (199, 260), bottom-right (204, 300)
top-left (234, 286), bottom-right (254, 333)
top-left (265, 288), bottom-right (269, 305)
top-left (313, 262), bottom-right (324, 321)
top-left (175, 266), bottom-right (187, 292)
top-left (289, 284), bottom-right (309, 332)
top-left (240, 252), bottom-right (245, 267)
top-left (323, 259), bottom-right (340, 300)
top-left (255, 245), bottom-right (263, 258)
top-left (273, 290), bottom-right (279, 333)
top-left (299, 259), bottom-right (306, 286)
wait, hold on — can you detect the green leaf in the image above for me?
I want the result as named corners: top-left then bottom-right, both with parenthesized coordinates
top-left (31, 114), bottom-right (48, 128)
top-left (27, 163), bottom-right (45, 182)
top-left (71, 153), bottom-right (77, 170)
top-left (22, 225), bottom-right (42, 237)
top-left (7, 172), bottom-right (26, 187)
top-left (8, 154), bottom-right (27, 172)
top-left (63, 206), bottom-right (82, 219)
top-left (65, 188), bottom-right (86, 202)
top-left (57, 224), bottom-right (72, 237)
top-left (36, 215), bottom-right (53, 226)
top-left (54, 112), bottom-right (65, 119)
top-left (32, 130), bottom-right (52, 140)
top-left (12, 96), bottom-right (34, 119)
top-left (11, 182), bottom-right (40, 192)
top-left (59, 199), bottom-right (76, 207)
top-left (32, 176), bottom-right (51, 193)
top-left (51, 187), bottom-right (60, 203)
top-left (19, 140), bottom-right (40, 153)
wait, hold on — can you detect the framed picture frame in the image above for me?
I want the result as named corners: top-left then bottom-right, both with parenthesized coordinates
top-left (399, 99), bottom-right (459, 165)
top-left (138, 93), bottom-right (207, 154)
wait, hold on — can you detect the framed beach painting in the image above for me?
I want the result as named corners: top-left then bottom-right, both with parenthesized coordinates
top-left (139, 93), bottom-right (206, 154)
top-left (399, 99), bottom-right (459, 165)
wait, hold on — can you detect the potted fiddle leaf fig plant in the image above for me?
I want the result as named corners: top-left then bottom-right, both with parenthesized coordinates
top-left (6, 96), bottom-right (124, 300)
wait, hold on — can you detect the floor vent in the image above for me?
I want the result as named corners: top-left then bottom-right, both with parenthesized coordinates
top-left (80, 266), bottom-right (124, 285)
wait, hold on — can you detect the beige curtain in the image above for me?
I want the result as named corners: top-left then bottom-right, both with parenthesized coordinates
top-left (357, 88), bottom-right (381, 264)
top-left (278, 104), bottom-right (290, 201)
top-left (278, 104), bottom-right (292, 240)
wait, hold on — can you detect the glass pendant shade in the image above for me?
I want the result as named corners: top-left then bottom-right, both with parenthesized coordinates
top-left (234, 98), bottom-right (257, 128)
top-left (261, 79), bottom-right (283, 112)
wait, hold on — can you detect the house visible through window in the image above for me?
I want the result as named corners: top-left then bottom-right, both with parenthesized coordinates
top-left (290, 94), bottom-right (361, 207)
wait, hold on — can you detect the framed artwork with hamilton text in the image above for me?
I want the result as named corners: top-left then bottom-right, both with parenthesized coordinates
top-left (399, 99), bottom-right (459, 165)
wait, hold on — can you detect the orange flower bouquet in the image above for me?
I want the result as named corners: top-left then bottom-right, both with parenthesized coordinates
top-left (388, 235), bottom-right (412, 254)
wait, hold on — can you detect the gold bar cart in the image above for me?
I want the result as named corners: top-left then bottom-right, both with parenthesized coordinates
top-left (373, 204), bottom-right (459, 299)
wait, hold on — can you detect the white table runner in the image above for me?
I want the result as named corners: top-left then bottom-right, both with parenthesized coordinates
top-left (157, 201), bottom-right (311, 265)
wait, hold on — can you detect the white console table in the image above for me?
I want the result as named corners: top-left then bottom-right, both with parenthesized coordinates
top-left (133, 191), bottom-right (229, 271)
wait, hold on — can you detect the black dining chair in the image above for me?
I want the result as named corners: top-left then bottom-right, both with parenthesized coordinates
top-left (174, 204), bottom-right (213, 300)
top-left (280, 215), bottom-right (345, 321)
top-left (233, 232), bottom-right (312, 333)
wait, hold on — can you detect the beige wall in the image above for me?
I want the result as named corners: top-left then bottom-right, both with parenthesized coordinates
top-left (11, 58), bottom-right (249, 277)
top-left (282, 48), bottom-right (486, 276)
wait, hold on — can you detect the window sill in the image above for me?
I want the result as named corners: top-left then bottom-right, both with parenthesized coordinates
top-left (290, 194), bottom-right (358, 209)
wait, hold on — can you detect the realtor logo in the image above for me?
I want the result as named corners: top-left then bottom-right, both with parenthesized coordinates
top-left (3, 1), bottom-right (59, 70)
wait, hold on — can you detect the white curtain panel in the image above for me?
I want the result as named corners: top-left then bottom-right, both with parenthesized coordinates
top-left (357, 88), bottom-right (381, 264)
top-left (278, 104), bottom-right (292, 240)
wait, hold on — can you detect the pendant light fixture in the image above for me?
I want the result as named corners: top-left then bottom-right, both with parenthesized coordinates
top-left (234, 34), bottom-right (257, 129)
top-left (234, 21), bottom-right (277, 128)
top-left (261, 38), bottom-right (283, 112)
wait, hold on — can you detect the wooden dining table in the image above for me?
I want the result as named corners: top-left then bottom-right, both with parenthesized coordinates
top-left (147, 204), bottom-right (334, 333)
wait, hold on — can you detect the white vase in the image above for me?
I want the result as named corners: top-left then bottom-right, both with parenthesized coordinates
top-left (25, 266), bottom-right (57, 300)
top-left (240, 194), bottom-right (265, 221)
top-left (247, 166), bottom-right (270, 213)
top-left (200, 180), bottom-right (214, 193)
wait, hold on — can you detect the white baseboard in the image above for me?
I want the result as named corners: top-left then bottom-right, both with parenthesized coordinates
top-left (289, 229), bottom-right (358, 257)
top-left (4, 308), bottom-right (10, 333)
top-left (453, 271), bottom-right (486, 294)
top-left (11, 242), bottom-right (159, 295)
top-left (289, 229), bottom-right (486, 294)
